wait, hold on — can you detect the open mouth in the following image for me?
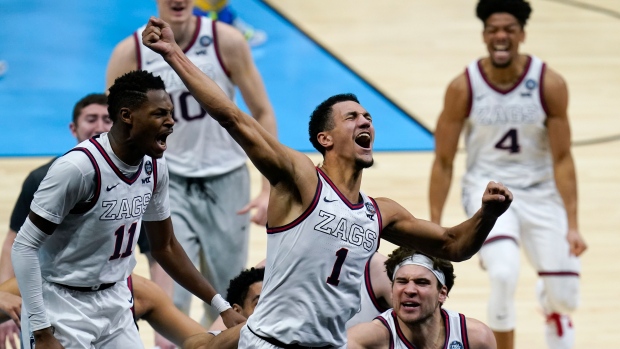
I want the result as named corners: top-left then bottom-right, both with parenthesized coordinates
top-left (355, 132), bottom-right (372, 149)
top-left (401, 301), bottom-right (420, 309)
top-left (170, 4), bottom-right (186, 14)
top-left (156, 130), bottom-right (173, 149)
top-left (492, 43), bottom-right (510, 60)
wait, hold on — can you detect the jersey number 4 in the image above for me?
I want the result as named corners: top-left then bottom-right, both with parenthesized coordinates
top-left (494, 128), bottom-right (520, 153)
top-left (109, 222), bottom-right (138, 260)
top-left (327, 248), bottom-right (349, 286)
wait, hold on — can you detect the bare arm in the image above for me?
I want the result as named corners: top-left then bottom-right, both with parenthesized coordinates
top-left (378, 181), bottom-right (512, 262)
top-left (132, 274), bottom-right (204, 346)
top-left (543, 68), bottom-right (587, 256)
top-left (368, 253), bottom-right (392, 309)
top-left (429, 74), bottom-right (469, 224)
top-left (466, 317), bottom-right (497, 349)
top-left (106, 35), bottom-right (138, 89)
top-left (142, 17), bottom-right (318, 227)
top-left (217, 22), bottom-right (278, 224)
top-left (347, 320), bottom-right (390, 349)
top-left (143, 218), bottom-right (245, 327)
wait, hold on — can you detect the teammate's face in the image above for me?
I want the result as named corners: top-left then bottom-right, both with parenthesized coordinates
top-left (236, 281), bottom-right (262, 318)
top-left (391, 265), bottom-right (447, 325)
top-left (483, 13), bottom-right (525, 68)
top-left (320, 101), bottom-right (374, 168)
top-left (126, 89), bottom-right (174, 159)
top-left (70, 104), bottom-right (112, 143)
top-left (157, 0), bottom-right (194, 24)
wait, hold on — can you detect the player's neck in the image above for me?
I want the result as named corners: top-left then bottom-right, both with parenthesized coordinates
top-left (481, 54), bottom-right (528, 90)
top-left (400, 311), bottom-right (445, 349)
top-left (319, 160), bottom-right (363, 204)
top-left (170, 16), bottom-right (198, 50)
top-left (108, 128), bottom-right (143, 166)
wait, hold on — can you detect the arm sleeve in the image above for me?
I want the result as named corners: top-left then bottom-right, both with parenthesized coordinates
top-left (30, 153), bottom-right (95, 224)
top-left (143, 157), bottom-right (171, 222)
top-left (12, 217), bottom-right (51, 331)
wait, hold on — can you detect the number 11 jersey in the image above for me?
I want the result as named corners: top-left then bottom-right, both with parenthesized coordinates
top-left (246, 168), bottom-right (382, 347)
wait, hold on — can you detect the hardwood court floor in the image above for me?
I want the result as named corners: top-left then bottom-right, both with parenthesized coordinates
top-left (1, 0), bottom-right (619, 347)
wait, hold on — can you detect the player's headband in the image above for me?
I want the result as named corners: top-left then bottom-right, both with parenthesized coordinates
top-left (393, 253), bottom-right (446, 286)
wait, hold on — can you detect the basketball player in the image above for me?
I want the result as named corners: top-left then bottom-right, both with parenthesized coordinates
top-left (0, 93), bottom-right (110, 349)
top-left (347, 248), bottom-right (496, 349)
top-left (106, 0), bottom-right (278, 328)
top-left (142, 17), bottom-right (512, 348)
top-left (429, 1), bottom-right (587, 348)
top-left (12, 71), bottom-right (244, 348)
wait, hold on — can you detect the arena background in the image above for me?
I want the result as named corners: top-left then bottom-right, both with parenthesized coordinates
top-left (0, 0), bottom-right (618, 347)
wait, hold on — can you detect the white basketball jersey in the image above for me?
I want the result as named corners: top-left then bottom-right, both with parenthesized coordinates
top-left (375, 308), bottom-right (470, 349)
top-left (135, 17), bottom-right (245, 177)
top-left (38, 135), bottom-right (165, 286)
top-left (463, 55), bottom-right (553, 189)
top-left (346, 257), bottom-right (390, 329)
top-left (246, 168), bottom-right (382, 347)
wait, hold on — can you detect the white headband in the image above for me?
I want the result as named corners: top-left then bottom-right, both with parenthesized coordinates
top-left (393, 254), bottom-right (446, 286)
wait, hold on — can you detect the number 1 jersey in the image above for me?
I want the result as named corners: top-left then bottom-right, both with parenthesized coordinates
top-left (246, 168), bottom-right (381, 347)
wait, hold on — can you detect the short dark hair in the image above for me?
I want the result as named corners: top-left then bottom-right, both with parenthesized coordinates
top-left (226, 267), bottom-right (265, 306)
top-left (107, 70), bottom-right (166, 122)
top-left (476, 0), bottom-right (532, 27)
top-left (72, 93), bottom-right (107, 125)
top-left (308, 93), bottom-right (360, 155)
top-left (385, 247), bottom-right (456, 294)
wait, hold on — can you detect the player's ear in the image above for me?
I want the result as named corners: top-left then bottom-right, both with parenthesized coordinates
top-left (438, 284), bottom-right (448, 304)
top-left (232, 303), bottom-right (244, 314)
top-left (317, 132), bottom-right (333, 150)
top-left (69, 122), bottom-right (78, 139)
top-left (119, 107), bottom-right (133, 125)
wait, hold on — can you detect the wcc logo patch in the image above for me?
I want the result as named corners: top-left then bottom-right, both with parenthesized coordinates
top-left (199, 35), bottom-right (213, 47)
top-left (525, 78), bottom-right (537, 90)
top-left (144, 160), bottom-right (153, 175)
top-left (449, 340), bottom-right (464, 349)
top-left (365, 202), bottom-right (376, 221)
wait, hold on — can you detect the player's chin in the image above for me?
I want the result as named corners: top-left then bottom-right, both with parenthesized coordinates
top-left (147, 143), bottom-right (167, 159)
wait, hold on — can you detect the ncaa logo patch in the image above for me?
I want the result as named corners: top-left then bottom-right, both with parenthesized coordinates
top-left (365, 202), bottom-right (376, 221)
top-left (449, 340), bottom-right (464, 349)
top-left (525, 78), bottom-right (537, 90)
top-left (145, 160), bottom-right (153, 175)
top-left (199, 35), bottom-right (213, 47)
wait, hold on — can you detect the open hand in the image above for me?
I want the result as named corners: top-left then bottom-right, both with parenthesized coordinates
top-left (238, 190), bottom-right (269, 226)
top-left (142, 17), bottom-right (178, 57)
top-left (480, 181), bottom-right (513, 218)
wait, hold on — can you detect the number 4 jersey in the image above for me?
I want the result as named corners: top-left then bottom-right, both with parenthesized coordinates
top-left (463, 55), bottom-right (552, 189)
top-left (246, 168), bottom-right (382, 347)
top-left (30, 133), bottom-right (170, 287)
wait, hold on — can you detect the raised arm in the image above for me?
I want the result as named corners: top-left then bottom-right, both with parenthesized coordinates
top-left (216, 22), bottom-right (278, 224)
top-left (378, 181), bottom-right (512, 262)
top-left (142, 17), bottom-right (309, 188)
top-left (429, 73), bottom-right (469, 224)
top-left (543, 67), bottom-right (587, 257)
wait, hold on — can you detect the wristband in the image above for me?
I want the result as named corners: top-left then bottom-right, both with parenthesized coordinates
top-left (211, 294), bottom-right (232, 313)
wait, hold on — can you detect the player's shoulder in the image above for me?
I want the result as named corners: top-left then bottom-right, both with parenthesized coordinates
top-left (464, 317), bottom-right (496, 349)
top-left (541, 64), bottom-right (567, 90)
top-left (447, 71), bottom-right (470, 95)
top-left (213, 20), bottom-right (247, 48)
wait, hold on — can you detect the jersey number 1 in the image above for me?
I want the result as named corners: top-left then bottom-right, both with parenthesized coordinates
top-left (494, 128), bottom-right (520, 153)
top-left (327, 248), bottom-right (349, 286)
top-left (109, 222), bottom-right (138, 261)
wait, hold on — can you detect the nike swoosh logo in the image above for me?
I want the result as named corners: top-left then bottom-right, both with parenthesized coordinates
top-left (106, 183), bottom-right (120, 191)
top-left (146, 58), bottom-right (158, 65)
top-left (323, 197), bottom-right (338, 203)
